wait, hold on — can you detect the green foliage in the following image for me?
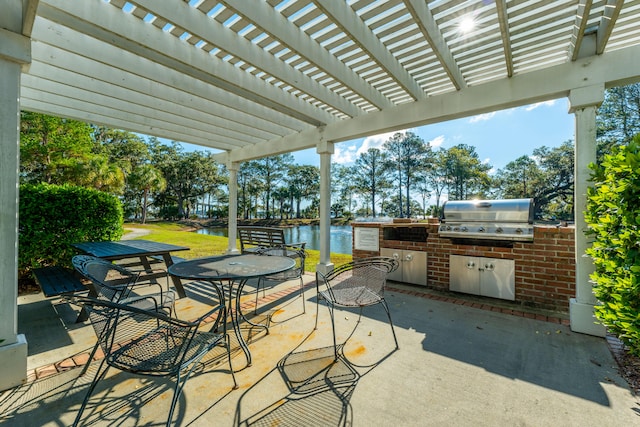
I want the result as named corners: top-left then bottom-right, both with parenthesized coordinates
top-left (19, 183), bottom-right (123, 276)
top-left (20, 112), bottom-right (124, 193)
top-left (585, 134), bottom-right (640, 355)
top-left (495, 141), bottom-right (574, 220)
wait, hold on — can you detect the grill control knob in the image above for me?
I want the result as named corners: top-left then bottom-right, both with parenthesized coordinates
top-left (515, 228), bottom-right (523, 234)
top-left (478, 226), bottom-right (485, 232)
top-left (453, 226), bottom-right (460, 231)
top-left (461, 226), bottom-right (468, 232)
top-left (496, 227), bottom-right (503, 233)
top-left (446, 226), bottom-right (452, 231)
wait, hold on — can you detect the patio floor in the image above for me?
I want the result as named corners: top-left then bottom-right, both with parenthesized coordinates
top-left (2, 275), bottom-right (638, 426)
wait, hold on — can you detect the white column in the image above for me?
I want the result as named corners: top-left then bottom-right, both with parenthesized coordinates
top-left (316, 139), bottom-right (335, 275)
top-left (568, 84), bottom-right (606, 337)
top-left (226, 160), bottom-right (240, 254)
top-left (0, 0), bottom-right (29, 391)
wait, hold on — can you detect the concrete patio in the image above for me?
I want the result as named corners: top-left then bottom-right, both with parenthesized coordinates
top-left (2, 274), bottom-right (639, 426)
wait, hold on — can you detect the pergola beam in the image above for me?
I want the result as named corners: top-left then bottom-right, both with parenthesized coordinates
top-left (315, 0), bottom-right (426, 101)
top-left (404, 0), bottom-right (467, 90)
top-left (596, 0), bottom-right (624, 54)
top-left (131, 0), bottom-right (364, 119)
top-left (217, 43), bottom-right (640, 163)
top-left (40, 0), bottom-right (336, 127)
top-left (570, 0), bottom-right (593, 61)
top-left (495, 0), bottom-right (514, 77)
top-left (222, 0), bottom-right (394, 111)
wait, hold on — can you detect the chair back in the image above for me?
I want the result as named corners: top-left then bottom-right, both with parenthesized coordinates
top-left (258, 244), bottom-right (306, 279)
top-left (317, 256), bottom-right (398, 306)
top-left (78, 297), bottom-right (201, 376)
top-left (72, 255), bottom-right (139, 302)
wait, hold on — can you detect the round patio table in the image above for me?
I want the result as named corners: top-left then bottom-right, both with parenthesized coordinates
top-left (168, 253), bottom-right (295, 367)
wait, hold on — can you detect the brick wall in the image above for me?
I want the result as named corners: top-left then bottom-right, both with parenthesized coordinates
top-left (352, 222), bottom-right (576, 312)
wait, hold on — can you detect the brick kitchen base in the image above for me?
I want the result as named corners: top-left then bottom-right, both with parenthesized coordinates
top-left (353, 221), bottom-right (576, 312)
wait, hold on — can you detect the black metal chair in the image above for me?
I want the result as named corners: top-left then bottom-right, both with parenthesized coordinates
top-left (71, 295), bottom-right (237, 427)
top-left (72, 254), bottom-right (176, 317)
top-left (315, 257), bottom-right (400, 359)
top-left (254, 244), bottom-right (307, 314)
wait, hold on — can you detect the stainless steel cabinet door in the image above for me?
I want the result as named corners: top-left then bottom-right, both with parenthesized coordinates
top-left (380, 248), bottom-right (427, 286)
top-left (403, 250), bottom-right (427, 286)
top-left (479, 258), bottom-right (515, 301)
top-left (449, 255), bottom-right (481, 295)
top-left (380, 248), bottom-right (403, 282)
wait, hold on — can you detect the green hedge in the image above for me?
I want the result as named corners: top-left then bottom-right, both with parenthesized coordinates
top-left (19, 183), bottom-right (123, 276)
top-left (585, 135), bottom-right (640, 355)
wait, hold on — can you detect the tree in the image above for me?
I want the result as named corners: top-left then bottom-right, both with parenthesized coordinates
top-left (20, 112), bottom-right (124, 193)
top-left (585, 135), bottom-right (640, 355)
top-left (442, 144), bottom-right (492, 200)
top-left (128, 164), bottom-right (166, 223)
top-left (331, 164), bottom-right (358, 218)
top-left (493, 141), bottom-right (574, 219)
top-left (151, 142), bottom-right (223, 219)
top-left (421, 149), bottom-right (448, 216)
top-left (287, 164), bottom-right (320, 218)
top-left (531, 142), bottom-right (574, 219)
top-left (253, 154), bottom-right (293, 219)
top-left (238, 161), bottom-right (262, 219)
top-left (354, 148), bottom-right (391, 218)
top-left (383, 132), bottom-right (430, 217)
top-left (596, 83), bottom-right (640, 156)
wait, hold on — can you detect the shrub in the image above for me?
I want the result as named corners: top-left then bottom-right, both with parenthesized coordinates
top-left (19, 183), bottom-right (123, 276)
top-left (585, 134), bottom-right (640, 355)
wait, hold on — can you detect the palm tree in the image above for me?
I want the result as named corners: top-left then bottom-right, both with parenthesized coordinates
top-left (128, 164), bottom-right (166, 223)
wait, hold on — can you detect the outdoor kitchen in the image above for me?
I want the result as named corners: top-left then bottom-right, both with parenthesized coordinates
top-left (352, 198), bottom-right (576, 312)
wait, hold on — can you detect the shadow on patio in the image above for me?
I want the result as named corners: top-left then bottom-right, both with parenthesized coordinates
top-left (2, 276), bottom-right (638, 426)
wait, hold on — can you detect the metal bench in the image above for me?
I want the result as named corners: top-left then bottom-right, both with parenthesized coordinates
top-left (238, 226), bottom-right (288, 253)
top-left (32, 266), bottom-right (88, 297)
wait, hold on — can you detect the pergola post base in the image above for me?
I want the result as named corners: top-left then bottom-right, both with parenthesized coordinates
top-left (570, 298), bottom-right (606, 337)
top-left (0, 334), bottom-right (27, 392)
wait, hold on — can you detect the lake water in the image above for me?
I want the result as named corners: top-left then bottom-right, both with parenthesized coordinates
top-left (196, 225), bottom-right (353, 254)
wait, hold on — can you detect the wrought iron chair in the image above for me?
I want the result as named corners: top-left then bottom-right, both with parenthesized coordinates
top-left (71, 294), bottom-right (237, 427)
top-left (254, 244), bottom-right (307, 314)
top-left (72, 254), bottom-right (176, 316)
top-left (315, 256), bottom-right (400, 359)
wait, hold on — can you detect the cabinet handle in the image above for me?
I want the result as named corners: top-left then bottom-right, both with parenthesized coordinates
top-left (466, 262), bottom-right (475, 269)
top-left (405, 254), bottom-right (413, 262)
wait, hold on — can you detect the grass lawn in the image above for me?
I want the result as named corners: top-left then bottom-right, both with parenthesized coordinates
top-left (123, 222), bottom-right (352, 273)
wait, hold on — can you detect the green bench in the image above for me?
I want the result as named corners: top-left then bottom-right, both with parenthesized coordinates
top-left (32, 266), bottom-right (87, 298)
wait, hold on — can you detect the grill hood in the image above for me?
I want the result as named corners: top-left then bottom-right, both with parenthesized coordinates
top-left (439, 198), bottom-right (534, 242)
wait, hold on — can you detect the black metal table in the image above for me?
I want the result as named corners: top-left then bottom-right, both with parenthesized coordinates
top-left (168, 254), bottom-right (295, 367)
top-left (72, 239), bottom-right (190, 297)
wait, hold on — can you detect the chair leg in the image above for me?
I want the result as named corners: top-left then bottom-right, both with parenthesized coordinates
top-left (73, 360), bottom-right (110, 427)
top-left (380, 300), bottom-right (399, 350)
top-left (225, 334), bottom-right (239, 389)
top-left (254, 277), bottom-right (269, 314)
top-left (298, 276), bottom-right (306, 314)
top-left (326, 302), bottom-right (338, 360)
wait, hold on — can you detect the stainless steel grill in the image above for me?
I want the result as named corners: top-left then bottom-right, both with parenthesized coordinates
top-left (439, 198), bottom-right (534, 242)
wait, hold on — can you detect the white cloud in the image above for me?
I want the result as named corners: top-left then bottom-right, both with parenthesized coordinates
top-left (525, 100), bottom-right (556, 111)
top-left (482, 157), bottom-right (491, 164)
top-left (469, 112), bottom-right (496, 123)
top-left (334, 129), bottom-right (414, 164)
top-left (429, 135), bottom-right (445, 147)
top-left (332, 145), bottom-right (358, 164)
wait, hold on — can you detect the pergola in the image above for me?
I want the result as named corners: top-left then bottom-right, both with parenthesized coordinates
top-left (2, 0), bottom-right (640, 391)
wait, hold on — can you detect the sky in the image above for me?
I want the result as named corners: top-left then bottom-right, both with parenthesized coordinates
top-left (181, 97), bottom-right (575, 174)
top-left (290, 98), bottom-right (575, 173)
